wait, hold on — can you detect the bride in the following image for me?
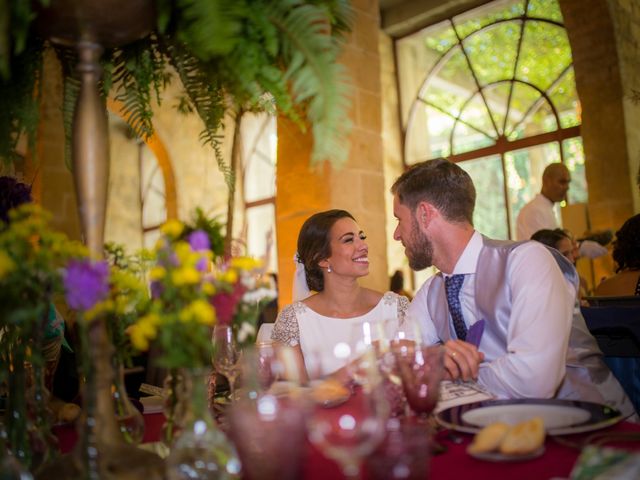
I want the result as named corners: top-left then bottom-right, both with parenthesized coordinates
top-left (271, 209), bottom-right (410, 380)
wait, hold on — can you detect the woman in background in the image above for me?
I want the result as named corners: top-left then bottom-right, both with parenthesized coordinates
top-left (595, 214), bottom-right (640, 297)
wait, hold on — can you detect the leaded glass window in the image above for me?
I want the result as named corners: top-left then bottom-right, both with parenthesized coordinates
top-left (396, 0), bottom-right (586, 239)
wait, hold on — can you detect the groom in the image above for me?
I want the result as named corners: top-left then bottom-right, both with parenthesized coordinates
top-left (391, 159), bottom-right (635, 419)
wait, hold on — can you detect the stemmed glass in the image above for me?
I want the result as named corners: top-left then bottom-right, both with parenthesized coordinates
top-left (393, 343), bottom-right (444, 419)
top-left (212, 325), bottom-right (242, 400)
top-left (227, 347), bottom-right (308, 480)
top-left (307, 348), bottom-right (389, 479)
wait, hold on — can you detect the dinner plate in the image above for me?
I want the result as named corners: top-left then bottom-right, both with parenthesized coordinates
top-left (467, 446), bottom-right (545, 462)
top-left (436, 398), bottom-right (622, 435)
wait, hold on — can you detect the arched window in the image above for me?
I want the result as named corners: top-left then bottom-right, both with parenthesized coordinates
top-left (396, 0), bottom-right (586, 239)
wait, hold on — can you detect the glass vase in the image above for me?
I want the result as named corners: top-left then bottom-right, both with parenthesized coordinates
top-left (111, 360), bottom-right (145, 444)
top-left (165, 368), bottom-right (241, 480)
top-left (162, 368), bottom-right (189, 446)
top-left (6, 344), bottom-right (32, 470)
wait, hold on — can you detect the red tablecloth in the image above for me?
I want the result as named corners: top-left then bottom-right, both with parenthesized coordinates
top-left (55, 406), bottom-right (640, 479)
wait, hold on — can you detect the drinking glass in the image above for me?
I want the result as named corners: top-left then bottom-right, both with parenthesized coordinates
top-left (364, 418), bottom-right (430, 480)
top-left (307, 349), bottom-right (389, 479)
top-left (212, 325), bottom-right (242, 400)
top-left (394, 343), bottom-right (444, 418)
top-left (227, 347), bottom-right (308, 480)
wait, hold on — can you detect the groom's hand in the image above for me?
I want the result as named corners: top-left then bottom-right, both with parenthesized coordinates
top-left (443, 339), bottom-right (484, 381)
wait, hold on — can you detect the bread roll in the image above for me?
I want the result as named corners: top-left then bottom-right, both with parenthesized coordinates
top-left (499, 417), bottom-right (545, 455)
top-left (58, 403), bottom-right (81, 423)
top-left (468, 422), bottom-right (510, 454)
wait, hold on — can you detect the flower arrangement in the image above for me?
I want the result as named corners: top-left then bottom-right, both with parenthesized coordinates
top-left (0, 204), bottom-right (87, 375)
top-left (0, 204), bottom-right (87, 469)
top-left (210, 257), bottom-right (276, 348)
top-left (127, 219), bottom-right (218, 369)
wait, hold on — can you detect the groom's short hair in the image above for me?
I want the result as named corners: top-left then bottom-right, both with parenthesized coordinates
top-left (391, 159), bottom-right (475, 225)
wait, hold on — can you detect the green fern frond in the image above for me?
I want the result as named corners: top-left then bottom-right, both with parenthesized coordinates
top-left (53, 46), bottom-right (80, 169)
top-left (110, 38), bottom-right (166, 141)
top-left (159, 36), bottom-right (232, 186)
top-left (268, 1), bottom-right (354, 166)
top-left (174, 0), bottom-right (245, 58)
top-left (0, 35), bottom-right (44, 164)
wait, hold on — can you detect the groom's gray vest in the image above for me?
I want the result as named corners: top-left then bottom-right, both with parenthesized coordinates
top-left (427, 236), bottom-right (635, 418)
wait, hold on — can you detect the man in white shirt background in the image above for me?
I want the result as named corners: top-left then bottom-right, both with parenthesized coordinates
top-left (391, 159), bottom-right (635, 419)
top-left (516, 162), bottom-right (607, 259)
top-left (516, 163), bottom-right (570, 241)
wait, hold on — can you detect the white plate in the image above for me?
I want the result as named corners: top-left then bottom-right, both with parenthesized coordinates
top-left (436, 399), bottom-right (622, 436)
top-left (468, 446), bottom-right (545, 462)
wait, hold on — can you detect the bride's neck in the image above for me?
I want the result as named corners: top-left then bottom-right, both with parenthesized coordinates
top-left (318, 280), bottom-right (366, 316)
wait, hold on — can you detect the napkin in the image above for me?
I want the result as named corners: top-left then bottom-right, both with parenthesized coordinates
top-left (466, 319), bottom-right (485, 347)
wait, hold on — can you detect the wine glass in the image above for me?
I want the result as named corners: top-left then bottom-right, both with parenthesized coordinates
top-left (227, 347), bottom-right (308, 480)
top-left (307, 348), bottom-right (389, 479)
top-left (394, 343), bottom-right (444, 419)
top-left (212, 325), bottom-right (242, 400)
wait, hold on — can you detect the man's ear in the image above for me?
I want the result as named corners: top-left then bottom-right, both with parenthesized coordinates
top-left (416, 201), bottom-right (437, 230)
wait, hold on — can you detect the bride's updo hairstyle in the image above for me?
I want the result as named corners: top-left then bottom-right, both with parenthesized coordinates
top-left (297, 209), bottom-right (355, 292)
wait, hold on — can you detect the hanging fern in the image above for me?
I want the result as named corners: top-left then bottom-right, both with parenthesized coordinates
top-left (0, 0), bottom-right (355, 178)
top-left (0, 35), bottom-right (44, 164)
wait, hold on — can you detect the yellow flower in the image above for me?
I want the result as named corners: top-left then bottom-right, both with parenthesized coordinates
top-left (202, 282), bottom-right (216, 296)
top-left (149, 266), bottom-right (167, 281)
top-left (128, 313), bottom-right (160, 351)
top-left (174, 242), bottom-right (194, 264)
top-left (219, 269), bottom-right (238, 284)
top-left (179, 300), bottom-right (215, 326)
top-left (160, 219), bottom-right (184, 239)
top-left (0, 251), bottom-right (15, 279)
top-left (172, 266), bottom-right (201, 286)
top-left (230, 256), bottom-right (262, 271)
top-left (84, 300), bottom-right (115, 322)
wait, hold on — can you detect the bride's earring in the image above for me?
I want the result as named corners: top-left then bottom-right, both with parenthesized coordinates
top-left (327, 264), bottom-right (332, 273)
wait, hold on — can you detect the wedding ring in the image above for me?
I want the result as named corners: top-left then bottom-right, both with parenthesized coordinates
top-left (450, 351), bottom-right (457, 358)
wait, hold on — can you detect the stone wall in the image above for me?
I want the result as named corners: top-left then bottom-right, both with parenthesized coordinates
top-left (560, 0), bottom-right (635, 231)
top-left (607, 0), bottom-right (640, 212)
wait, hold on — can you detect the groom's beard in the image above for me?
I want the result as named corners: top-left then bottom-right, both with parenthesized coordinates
top-left (406, 219), bottom-right (434, 271)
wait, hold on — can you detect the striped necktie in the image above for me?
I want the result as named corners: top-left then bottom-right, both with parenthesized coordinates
top-left (445, 274), bottom-right (467, 341)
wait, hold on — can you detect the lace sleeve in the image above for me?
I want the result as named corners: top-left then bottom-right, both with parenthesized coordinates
top-left (271, 303), bottom-right (301, 347)
top-left (397, 294), bottom-right (410, 325)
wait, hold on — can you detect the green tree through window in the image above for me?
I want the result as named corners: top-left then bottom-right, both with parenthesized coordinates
top-left (396, 0), bottom-right (586, 239)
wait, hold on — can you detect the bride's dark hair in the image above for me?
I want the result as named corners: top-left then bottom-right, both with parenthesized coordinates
top-left (297, 209), bottom-right (355, 292)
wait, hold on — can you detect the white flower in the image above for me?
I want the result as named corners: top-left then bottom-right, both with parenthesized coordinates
top-left (237, 321), bottom-right (256, 343)
top-left (242, 287), bottom-right (276, 304)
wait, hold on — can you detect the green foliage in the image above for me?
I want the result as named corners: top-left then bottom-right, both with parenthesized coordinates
top-left (181, 207), bottom-right (226, 258)
top-left (0, 0), bottom-right (355, 179)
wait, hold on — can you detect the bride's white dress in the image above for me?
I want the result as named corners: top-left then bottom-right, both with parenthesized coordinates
top-left (271, 291), bottom-right (409, 376)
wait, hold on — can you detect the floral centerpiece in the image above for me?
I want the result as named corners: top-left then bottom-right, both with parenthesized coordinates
top-left (0, 204), bottom-right (86, 470)
top-left (126, 219), bottom-right (241, 476)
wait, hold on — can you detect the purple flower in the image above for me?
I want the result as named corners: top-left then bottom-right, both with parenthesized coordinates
top-left (188, 230), bottom-right (210, 252)
top-left (64, 259), bottom-right (110, 311)
top-left (150, 280), bottom-right (164, 299)
top-left (196, 257), bottom-right (209, 272)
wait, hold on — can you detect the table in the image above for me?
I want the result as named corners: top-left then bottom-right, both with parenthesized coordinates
top-left (55, 406), bottom-right (640, 479)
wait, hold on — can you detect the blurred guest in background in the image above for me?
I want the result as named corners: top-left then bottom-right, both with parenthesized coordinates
top-left (595, 214), bottom-right (640, 297)
top-left (389, 269), bottom-right (413, 300)
top-left (516, 163), bottom-right (607, 259)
